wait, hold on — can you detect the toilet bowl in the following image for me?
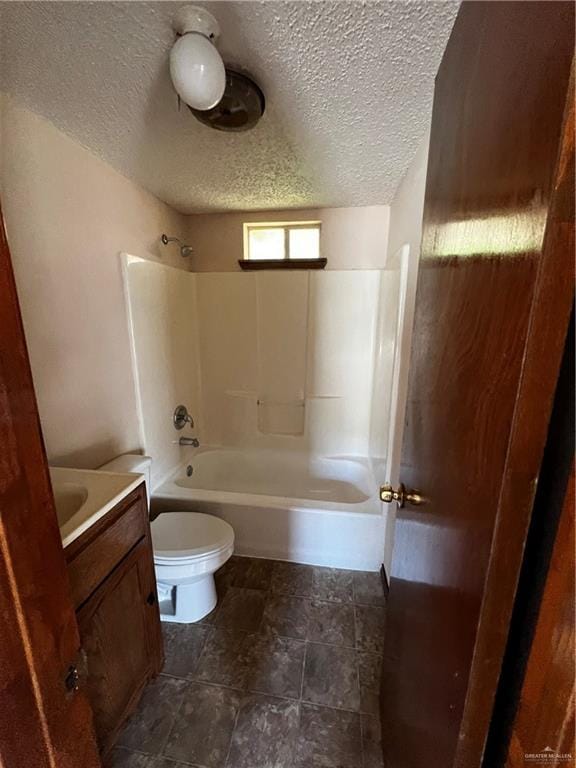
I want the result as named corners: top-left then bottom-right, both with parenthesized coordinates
top-left (151, 511), bottom-right (234, 623)
top-left (98, 453), bottom-right (234, 623)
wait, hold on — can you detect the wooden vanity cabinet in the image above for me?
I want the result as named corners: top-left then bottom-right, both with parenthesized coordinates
top-left (65, 483), bottom-right (163, 757)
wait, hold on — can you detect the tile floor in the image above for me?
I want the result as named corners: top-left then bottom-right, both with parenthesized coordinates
top-left (109, 557), bottom-right (386, 768)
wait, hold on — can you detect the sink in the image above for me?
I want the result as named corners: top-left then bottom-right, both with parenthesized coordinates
top-left (50, 467), bottom-right (145, 548)
top-left (53, 482), bottom-right (88, 526)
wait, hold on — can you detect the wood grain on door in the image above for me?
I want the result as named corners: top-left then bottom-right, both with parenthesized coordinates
top-left (380, 3), bottom-right (574, 767)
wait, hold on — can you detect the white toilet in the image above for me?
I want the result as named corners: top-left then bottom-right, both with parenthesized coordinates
top-left (151, 511), bottom-right (234, 622)
top-left (99, 454), bottom-right (234, 623)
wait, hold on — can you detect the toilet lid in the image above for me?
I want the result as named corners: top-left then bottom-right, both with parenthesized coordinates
top-left (152, 512), bottom-right (234, 561)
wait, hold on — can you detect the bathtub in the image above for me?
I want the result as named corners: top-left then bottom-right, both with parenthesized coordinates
top-left (151, 448), bottom-right (385, 571)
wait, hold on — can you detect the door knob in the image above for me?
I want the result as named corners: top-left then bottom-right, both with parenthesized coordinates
top-left (380, 483), bottom-right (424, 508)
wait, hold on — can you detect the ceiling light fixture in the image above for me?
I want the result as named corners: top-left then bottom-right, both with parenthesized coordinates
top-left (169, 5), bottom-right (226, 112)
top-left (189, 68), bottom-right (266, 132)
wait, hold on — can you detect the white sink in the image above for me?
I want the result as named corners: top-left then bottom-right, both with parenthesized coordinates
top-left (53, 482), bottom-right (89, 527)
top-left (50, 467), bottom-right (145, 548)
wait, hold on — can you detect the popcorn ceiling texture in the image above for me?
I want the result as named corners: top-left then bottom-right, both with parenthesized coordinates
top-left (0, 1), bottom-right (458, 213)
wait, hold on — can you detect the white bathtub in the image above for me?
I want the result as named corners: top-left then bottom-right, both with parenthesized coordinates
top-left (151, 448), bottom-right (385, 571)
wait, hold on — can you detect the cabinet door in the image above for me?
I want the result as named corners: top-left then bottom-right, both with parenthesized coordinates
top-left (77, 539), bottom-right (155, 754)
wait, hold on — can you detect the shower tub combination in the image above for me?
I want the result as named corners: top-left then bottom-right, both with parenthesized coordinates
top-left (152, 447), bottom-right (384, 571)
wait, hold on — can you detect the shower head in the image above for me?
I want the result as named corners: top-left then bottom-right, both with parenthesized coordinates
top-left (161, 233), bottom-right (194, 258)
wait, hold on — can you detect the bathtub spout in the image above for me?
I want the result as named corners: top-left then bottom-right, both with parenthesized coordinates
top-left (177, 437), bottom-right (200, 447)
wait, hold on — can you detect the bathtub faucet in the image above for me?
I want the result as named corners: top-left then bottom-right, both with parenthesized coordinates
top-left (177, 437), bottom-right (200, 448)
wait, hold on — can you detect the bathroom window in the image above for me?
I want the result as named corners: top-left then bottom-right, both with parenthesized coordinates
top-left (240, 222), bottom-right (325, 270)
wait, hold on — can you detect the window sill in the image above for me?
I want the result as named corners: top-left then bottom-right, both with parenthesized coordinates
top-left (238, 258), bottom-right (327, 271)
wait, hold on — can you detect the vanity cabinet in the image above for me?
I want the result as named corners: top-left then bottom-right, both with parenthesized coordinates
top-left (65, 484), bottom-right (163, 757)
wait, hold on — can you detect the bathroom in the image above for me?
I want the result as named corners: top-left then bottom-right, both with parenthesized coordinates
top-left (0, 3), bottom-right (573, 768)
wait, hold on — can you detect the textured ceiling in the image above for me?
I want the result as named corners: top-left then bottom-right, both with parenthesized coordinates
top-left (0, 1), bottom-right (459, 213)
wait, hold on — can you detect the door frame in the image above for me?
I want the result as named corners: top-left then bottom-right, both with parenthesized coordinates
top-left (0, 203), bottom-right (101, 767)
top-left (384, 243), bottom-right (411, 487)
top-left (380, 243), bottom-right (413, 574)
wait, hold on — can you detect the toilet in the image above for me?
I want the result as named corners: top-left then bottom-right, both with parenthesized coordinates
top-left (152, 511), bottom-right (234, 622)
top-left (99, 454), bottom-right (234, 623)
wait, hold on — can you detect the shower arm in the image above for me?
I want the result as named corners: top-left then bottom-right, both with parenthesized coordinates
top-left (161, 233), bottom-right (194, 258)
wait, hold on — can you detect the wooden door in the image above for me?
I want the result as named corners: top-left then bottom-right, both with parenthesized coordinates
top-left (0, 204), bottom-right (101, 766)
top-left (380, 3), bottom-right (574, 768)
top-left (77, 539), bottom-right (155, 756)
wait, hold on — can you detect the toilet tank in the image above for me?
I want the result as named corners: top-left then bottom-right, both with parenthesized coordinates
top-left (98, 454), bottom-right (152, 504)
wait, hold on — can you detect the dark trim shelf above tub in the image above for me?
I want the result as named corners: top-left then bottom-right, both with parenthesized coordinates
top-left (238, 258), bottom-right (327, 271)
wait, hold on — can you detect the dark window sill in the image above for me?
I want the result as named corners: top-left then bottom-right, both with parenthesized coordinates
top-left (238, 258), bottom-right (327, 271)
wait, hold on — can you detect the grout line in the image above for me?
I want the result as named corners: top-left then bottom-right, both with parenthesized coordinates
top-left (163, 631), bottom-right (361, 654)
top-left (161, 668), bottom-right (230, 692)
top-left (192, 622), bottom-right (212, 674)
top-left (300, 697), bottom-right (362, 716)
top-left (161, 627), bottom-right (376, 668)
top-left (157, 677), bottom-right (192, 761)
top-left (360, 713), bottom-right (367, 768)
top-left (226, 558), bottom-right (384, 605)
top-left (111, 747), bottom-right (205, 768)
top-left (299, 640), bottom-right (308, 701)
top-left (160, 673), bottom-right (365, 717)
top-left (355, 605), bottom-right (364, 763)
top-left (223, 694), bottom-right (244, 768)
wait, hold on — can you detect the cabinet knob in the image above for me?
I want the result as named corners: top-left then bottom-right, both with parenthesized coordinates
top-left (146, 591), bottom-right (156, 606)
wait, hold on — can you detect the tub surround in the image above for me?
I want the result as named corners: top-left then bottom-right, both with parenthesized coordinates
top-left (124, 257), bottom-right (393, 568)
top-left (121, 255), bottom-right (201, 487)
top-left (124, 257), bottom-right (388, 472)
top-left (189, 253), bottom-right (394, 460)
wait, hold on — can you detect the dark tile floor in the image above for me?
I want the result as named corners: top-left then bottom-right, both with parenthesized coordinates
top-left (109, 557), bottom-right (386, 768)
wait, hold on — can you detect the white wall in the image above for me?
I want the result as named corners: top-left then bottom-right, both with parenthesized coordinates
top-left (187, 206), bottom-right (390, 271)
top-left (387, 133), bottom-right (430, 260)
top-left (122, 256), bottom-right (201, 487)
top-left (0, 94), bottom-right (189, 469)
top-left (381, 131), bottom-right (431, 575)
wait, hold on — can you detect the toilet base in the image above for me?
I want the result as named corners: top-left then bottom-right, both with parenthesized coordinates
top-left (157, 574), bottom-right (217, 623)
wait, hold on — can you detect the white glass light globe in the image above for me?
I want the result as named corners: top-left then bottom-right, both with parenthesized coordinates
top-left (170, 32), bottom-right (225, 111)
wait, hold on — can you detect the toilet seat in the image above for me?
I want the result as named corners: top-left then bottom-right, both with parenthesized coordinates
top-left (151, 511), bottom-right (234, 562)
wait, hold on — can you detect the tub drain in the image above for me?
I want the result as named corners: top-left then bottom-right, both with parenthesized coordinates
top-left (186, 465), bottom-right (193, 477)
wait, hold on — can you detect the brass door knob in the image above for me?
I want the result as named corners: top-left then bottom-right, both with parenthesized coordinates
top-left (380, 483), bottom-right (424, 508)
